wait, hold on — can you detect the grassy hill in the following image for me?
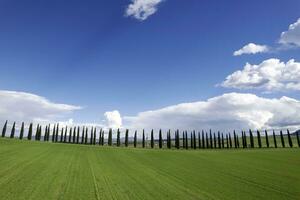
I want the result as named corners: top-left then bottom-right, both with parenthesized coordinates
top-left (0, 138), bottom-right (299, 200)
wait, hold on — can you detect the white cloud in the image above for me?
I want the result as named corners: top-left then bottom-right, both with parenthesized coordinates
top-left (104, 110), bottom-right (122, 128)
top-left (0, 90), bottom-right (81, 124)
top-left (125, 93), bottom-right (300, 132)
top-left (233, 43), bottom-right (269, 56)
top-left (221, 58), bottom-right (300, 91)
top-left (279, 18), bottom-right (300, 47)
top-left (125, 0), bottom-right (164, 21)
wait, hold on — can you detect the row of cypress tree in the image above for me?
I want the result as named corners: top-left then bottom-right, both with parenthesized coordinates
top-left (1, 120), bottom-right (300, 149)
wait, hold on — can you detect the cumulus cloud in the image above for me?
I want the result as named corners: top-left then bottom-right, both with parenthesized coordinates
top-left (125, 93), bottom-right (300, 132)
top-left (220, 58), bottom-right (300, 91)
top-left (279, 18), bottom-right (300, 47)
top-left (0, 90), bottom-right (81, 125)
top-left (104, 110), bottom-right (122, 128)
top-left (125, 0), bottom-right (164, 21)
top-left (233, 43), bottom-right (269, 56)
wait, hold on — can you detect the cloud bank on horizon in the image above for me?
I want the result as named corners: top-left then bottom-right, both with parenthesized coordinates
top-left (125, 0), bottom-right (164, 21)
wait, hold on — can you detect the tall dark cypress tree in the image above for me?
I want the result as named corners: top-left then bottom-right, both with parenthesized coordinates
top-left (134, 130), bottom-right (137, 148)
top-left (151, 129), bottom-right (154, 148)
top-left (28, 123), bottom-right (33, 140)
top-left (205, 132), bottom-right (209, 148)
top-left (1, 120), bottom-right (7, 137)
top-left (221, 133), bottom-right (224, 148)
top-left (63, 126), bottom-right (67, 143)
top-left (73, 126), bottom-right (76, 144)
top-left (54, 124), bottom-right (58, 142)
top-left (183, 131), bottom-right (186, 149)
top-left (217, 132), bottom-right (221, 148)
top-left (287, 129), bottom-right (293, 148)
top-left (76, 126), bottom-right (80, 144)
top-left (265, 130), bottom-right (269, 148)
top-left (249, 129), bottom-right (254, 148)
top-left (159, 129), bottom-right (162, 149)
top-left (142, 129), bottom-right (145, 148)
top-left (51, 124), bottom-right (55, 142)
top-left (185, 131), bottom-right (188, 150)
top-left (202, 131), bottom-right (205, 149)
top-left (229, 133), bottom-right (232, 148)
top-left (167, 130), bottom-right (170, 149)
top-left (108, 128), bottom-right (112, 146)
top-left (98, 129), bottom-right (102, 145)
top-left (81, 126), bottom-right (85, 144)
top-left (10, 122), bottom-right (16, 138)
top-left (198, 132), bottom-right (201, 149)
top-left (193, 131), bottom-right (196, 150)
top-left (125, 129), bottom-right (129, 147)
top-left (296, 131), bottom-right (300, 148)
top-left (213, 132), bottom-right (216, 149)
top-left (19, 122), bottom-right (24, 140)
top-left (190, 132), bottom-right (193, 149)
top-left (236, 134), bottom-right (240, 148)
top-left (233, 130), bottom-right (237, 148)
top-left (35, 124), bottom-right (40, 140)
top-left (93, 127), bottom-right (96, 145)
top-left (176, 130), bottom-right (179, 149)
top-left (117, 128), bottom-right (120, 147)
top-left (244, 131), bottom-right (248, 148)
top-left (257, 130), bottom-right (262, 148)
top-left (44, 125), bottom-right (48, 141)
top-left (280, 130), bottom-right (285, 148)
top-left (90, 127), bottom-right (93, 145)
top-left (85, 127), bottom-right (88, 145)
top-left (69, 127), bottom-right (72, 143)
top-left (273, 130), bottom-right (277, 148)
top-left (209, 130), bottom-right (213, 149)
top-left (60, 128), bottom-right (64, 142)
top-left (226, 134), bottom-right (229, 148)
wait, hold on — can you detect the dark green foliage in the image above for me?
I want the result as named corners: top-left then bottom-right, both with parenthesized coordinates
top-left (193, 131), bottom-right (196, 150)
top-left (226, 134), bottom-right (229, 148)
top-left (69, 127), bottom-right (72, 143)
top-left (280, 130), bottom-right (285, 148)
top-left (19, 122), bottom-right (24, 140)
top-left (244, 131), bottom-right (247, 148)
top-left (205, 132), bottom-right (209, 148)
top-left (233, 130), bottom-right (237, 148)
top-left (55, 124), bottom-right (59, 142)
top-left (167, 130), bottom-right (170, 149)
top-left (151, 129), bottom-right (154, 148)
top-left (198, 132), bottom-right (201, 149)
top-left (90, 127), bottom-right (93, 145)
top-left (185, 131), bottom-right (188, 150)
top-left (52, 124), bottom-right (55, 142)
top-left (125, 129), bottom-right (129, 147)
top-left (202, 131), bottom-right (205, 149)
top-left (93, 128), bottom-right (96, 145)
top-left (236, 135), bottom-right (240, 148)
top-left (217, 132), bottom-right (221, 148)
top-left (229, 133), bottom-right (232, 148)
top-left (101, 130), bottom-right (104, 146)
top-left (213, 133), bottom-right (216, 148)
top-left (44, 126), bottom-right (48, 141)
top-left (98, 129), bottom-right (102, 145)
top-left (60, 128), bottom-right (64, 142)
top-left (85, 127), bottom-right (88, 145)
top-left (297, 132), bottom-right (300, 148)
top-left (257, 130), bottom-right (262, 148)
top-left (142, 129), bottom-right (145, 148)
top-left (28, 123), bottom-right (33, 140)
top-left (287, 130), bottom-right (293, 148)
top-left (265, 130), bottom-right (269, 148)
top-left (81, 126), bottom-right (85, 144)
top-left (73, 126), bottom-right (76, 144)
top-left (190, 132), bottom-right (193, 149)
top-left (249, 129), bottom-right (254, 148)
top-left (1, 120), bottom-right (7, 137)
top-left (159, 129), bottom-right (162, 149)
top-left (108, 128), bottom-right (112, 146)
top-left (221, 133), bottom-right (224, 148)
top-left (209, 130), bottom-right (213, 149)
top-left (35, 124), bottom-right (40, 140)
top-left (117, 128), bottom-right (120, 147)
top-left (183, 131), bottom-right (186, 149)
top-left (10, 122), bottom-right (16, 138)
top-left (176, 130), bottom-right (179, 149)
top-left (76, 126), bottom-right (80, 144)
top-left (273, 130), bottom-right (277, 148)
top-left (134, 131), bottom-right (137, 148)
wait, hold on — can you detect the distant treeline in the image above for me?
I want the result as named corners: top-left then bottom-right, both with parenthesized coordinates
top-left (1, 120), bottom-right (300, 149)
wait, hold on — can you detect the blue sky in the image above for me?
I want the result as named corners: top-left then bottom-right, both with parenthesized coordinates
top-left (1, 0), bottom-right (300, 131)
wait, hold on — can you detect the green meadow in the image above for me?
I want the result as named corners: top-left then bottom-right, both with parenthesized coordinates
top-left (0, 138), bottom-right (299, 200)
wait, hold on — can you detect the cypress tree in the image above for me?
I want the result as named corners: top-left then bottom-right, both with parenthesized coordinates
top-left (85, 127), bottom-right (88, 144)
top-left (229, 133), bottom-right (232, 148)
top-left (176, 130), bottom-right (179, 149)
top-left (249, 129), bottom-right (254, 148)
top-left (217, 132), bottom-right (221, 148)
top-left (81, 126), bottom-right (85, 144)
top-left (226, 134), bottom-right (229, 148)
top-left (213, 132), bottom-right (216, 149)
top-left (233, 130), bottom-right (237, 148)
top-left (108, 128), bottom-right (112, 146)
top-left (55, 124), bottom-right (58, 142)
top-left (63, 126), bottom-right (67, 143)
top-left (151, 129), bottom-right (154, 148)
top-left (98, 129), bottom-right (102, 145)
top-left (209, 130), bottom-right (213, 149)
top-left (183, 131), bottom-right (186, 149)
top-left (142, 129), bottom-right (145, 148)
top-left (35, 124), bottom-right (40, 140)
top-left (244, 131), bottom-right (248, 148)
top-left (125, 129), bottom-right (129, 147)
top-left (69, 127), bottom-right (72, 143)
top-left (280, 130), bottom-right (285, 148)
top-left (296, 131), bottom-right (300, 148)
top-left (19, 122), bottom-right (24, 140)
top-left (287, 129), bottom-right (293, 148)
top-left (93, 127), bottom-right (96, 145)
top-left (51, 124), bottom-right (55, 142)
top-left (117, 128), bottom-right (120, 147)
top-left (10, 122), bottom-right (16, 138)
top-left (265, 130), bottom-right (269, 148)
top-left (159, 129), bottom-right (162, 149)
top-left (73, 126), bottom-right (76, 144)
top-left (134, 130), bottom-right (137, 148)
top-left (205, 132), bottom-right (209, 148)
top-left (202, 131), bottom-right (205, 148)
top-left (89, 127), bottom-right (93, 145)
top-left (45, 125), bottom-right (48, 141)
top-left (185, 131), bottom-right (188, 150)
top-left (221, 133), bottom-right (224, 148)
top-left (190, 132), bottom-right (193, 149)
top-left (236, 134), bottom-right (240, 148)
top-left (257, 130), bottom-right (262, 148)
top-left (1, 120), bottom-right (8, 137)
top-left (76, 126), bottom-right (80, 144)
top-left (60, 127), bottom-right (64, 142)
top-left (273, 130), bottom-right (277, 148)
top-left (28, 123), bottom-right (33, 140)
top-left (198, 132), bottom-right (201, 149)
top-left (167, 130), bottom-right (170, 149)
top-left (193, 131), bottom-right (196, 150)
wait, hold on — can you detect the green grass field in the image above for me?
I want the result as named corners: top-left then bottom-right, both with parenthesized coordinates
top-left (0, 138), bottom-right (299, 200)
